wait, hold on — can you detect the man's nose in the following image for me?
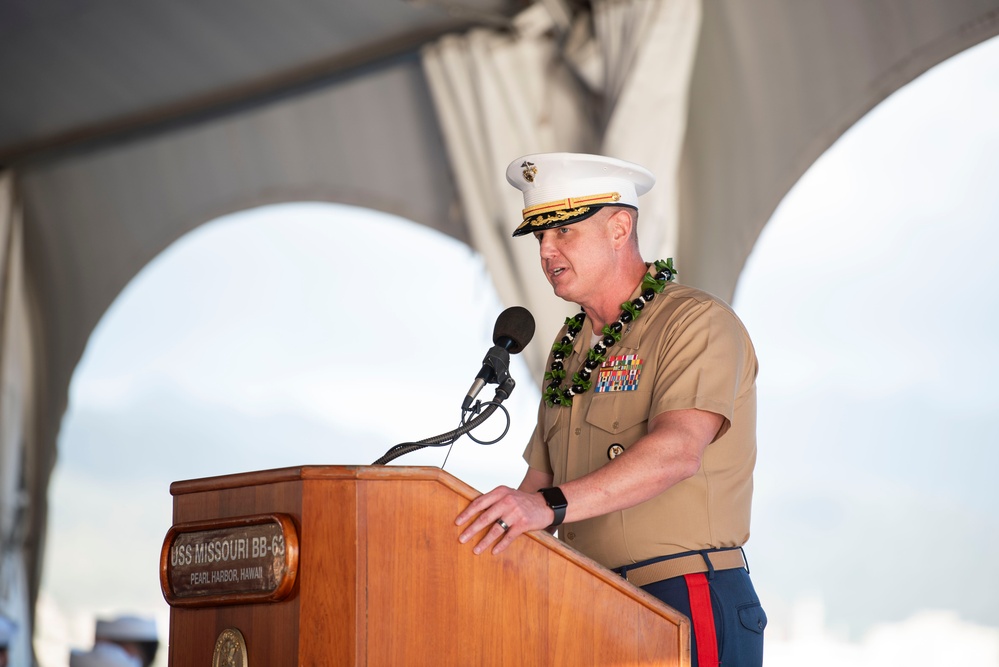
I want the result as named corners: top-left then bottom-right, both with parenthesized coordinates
top-left (538, 233), bottom-right (557, 258)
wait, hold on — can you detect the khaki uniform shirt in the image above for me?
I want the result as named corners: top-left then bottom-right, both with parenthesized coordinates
top-left (523, 275), bottom-right (758, 569)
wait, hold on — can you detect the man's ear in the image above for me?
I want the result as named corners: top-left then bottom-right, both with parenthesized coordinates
top-left (607, 208), bottom-right (634, 249)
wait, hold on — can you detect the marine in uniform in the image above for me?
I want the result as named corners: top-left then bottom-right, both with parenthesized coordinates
top-left (94, 615), bottom-right (159, 667)
top-left (456, 153), bottom-right (766, 666)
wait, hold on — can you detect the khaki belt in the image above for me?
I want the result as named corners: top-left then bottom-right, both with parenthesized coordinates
top-left (621, 549), bottom-right (748, 587)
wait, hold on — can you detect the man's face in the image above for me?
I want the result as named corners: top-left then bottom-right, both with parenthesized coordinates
top-left (533, 208), bottom-right (617, 304)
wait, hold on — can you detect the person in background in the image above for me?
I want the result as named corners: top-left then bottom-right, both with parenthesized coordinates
top-left (70, 642), bottom-right (142, 667)
top-left (94, 616), bottom-right (159, 667)
top-left (0, 615), bottom-right (15, 667)
top-left (456, 152), bottom-right (766, 666)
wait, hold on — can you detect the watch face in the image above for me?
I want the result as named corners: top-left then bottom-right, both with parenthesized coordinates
top-left (541, 487), bottom-right (567, 509)
top-left (540, 487), bottom-right (567, 529)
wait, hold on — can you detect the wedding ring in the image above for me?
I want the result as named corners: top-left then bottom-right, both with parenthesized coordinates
top-left (496, 518), bottom-right (511, 532)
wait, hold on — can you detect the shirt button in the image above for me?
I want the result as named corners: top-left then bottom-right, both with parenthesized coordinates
top-left (574, 427), bottom-right (581, 436)
top-left (612, 421), bottom-right (620, 430)
top-left (566, 532), bottom-right (576, 540)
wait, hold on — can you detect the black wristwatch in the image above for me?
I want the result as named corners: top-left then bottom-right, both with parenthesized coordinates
top-left (538, 487), bottom-right (568, 529)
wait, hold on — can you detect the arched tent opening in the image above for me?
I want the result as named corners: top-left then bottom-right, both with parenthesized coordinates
top-left (35, 201), bottom-right (539, 664)
top-left (731, 33), bottom-right (999, 659)
top-left (34, 30), bottom-right (999, 663)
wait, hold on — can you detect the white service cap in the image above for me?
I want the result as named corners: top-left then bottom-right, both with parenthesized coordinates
top-left (506, 152), bottom-right (655, 237)
top-left (95, 616), bottom-right (158, 643)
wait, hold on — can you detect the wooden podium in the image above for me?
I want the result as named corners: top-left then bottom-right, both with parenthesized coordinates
top-left (160, 466), bottom-right (690, 666)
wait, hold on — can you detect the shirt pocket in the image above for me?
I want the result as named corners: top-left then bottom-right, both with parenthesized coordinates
top-left (583, 392), bottom-right (651, 465)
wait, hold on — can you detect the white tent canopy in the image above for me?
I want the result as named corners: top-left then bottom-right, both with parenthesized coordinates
top-left (2, 0), bottom-right (998, 660)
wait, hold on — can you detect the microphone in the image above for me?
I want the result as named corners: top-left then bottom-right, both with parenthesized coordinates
top-left (462, 306), bottom-right (536, 410)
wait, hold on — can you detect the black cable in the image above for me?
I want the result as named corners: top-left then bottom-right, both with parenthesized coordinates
top-left (371, 394), bottom-right (512, 465)
top-left (465, 401), bottom-right (510, 445)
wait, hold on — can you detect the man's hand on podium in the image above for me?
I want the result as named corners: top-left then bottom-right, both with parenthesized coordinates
top-left (455, 485), bottom-right (555, 556)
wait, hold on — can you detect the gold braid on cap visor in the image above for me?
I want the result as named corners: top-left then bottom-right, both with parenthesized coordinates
top-left (514, 192), bottom-right (621, 235)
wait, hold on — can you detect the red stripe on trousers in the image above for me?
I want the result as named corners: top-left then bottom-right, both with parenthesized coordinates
top-left (684, 572), bottom-right (719, 667)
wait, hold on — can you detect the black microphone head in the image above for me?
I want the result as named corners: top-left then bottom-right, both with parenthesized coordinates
top-left (493, 306), bottom-right (535, 355)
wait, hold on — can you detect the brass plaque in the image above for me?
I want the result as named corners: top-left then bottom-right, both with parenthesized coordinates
top-left (160, 513), bottom-right (298, 606)
top-left (213, 627), bottom-right (248, 667)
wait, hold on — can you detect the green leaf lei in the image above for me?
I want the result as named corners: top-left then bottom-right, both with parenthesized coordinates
top-left (543, 259), bottom-right (677, 407)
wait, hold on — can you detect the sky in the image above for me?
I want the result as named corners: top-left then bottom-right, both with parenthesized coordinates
top-left (734, 33), bottom-right (999, 660)
top-left (35, 34), bottom-right (999, 667)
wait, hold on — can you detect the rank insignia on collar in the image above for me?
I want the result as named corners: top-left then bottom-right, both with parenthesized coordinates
top-left (594, 355), bottom-right (643, 393)
top-left (521, 161), bottom-right (537, 182)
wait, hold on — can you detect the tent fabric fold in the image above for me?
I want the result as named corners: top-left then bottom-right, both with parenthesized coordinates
top-left (421, 0), bottom-right (702, 374)
top-left (0, 172), bottom-right (40, 666)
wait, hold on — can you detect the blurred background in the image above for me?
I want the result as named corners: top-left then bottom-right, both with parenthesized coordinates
top-left (2, 2), bottom-right (998, 665)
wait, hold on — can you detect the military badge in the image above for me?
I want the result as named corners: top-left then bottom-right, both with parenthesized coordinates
top-left (521, 161), bottom-right (538, 182)
top-left (594, 355), bottom-right (643, 393)
top-left (213, 627), bottom-right (248, 667)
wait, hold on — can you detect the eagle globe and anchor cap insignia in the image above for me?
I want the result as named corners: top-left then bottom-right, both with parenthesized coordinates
top-left (521, 161), bottom-right (538, 182)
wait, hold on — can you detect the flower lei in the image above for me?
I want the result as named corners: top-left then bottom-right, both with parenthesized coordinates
top-left (543, 259), bottom-right (677, 407)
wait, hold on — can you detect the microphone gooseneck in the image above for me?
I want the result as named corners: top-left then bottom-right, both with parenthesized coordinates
top-left (373, 306), bottom-right (536, 466)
